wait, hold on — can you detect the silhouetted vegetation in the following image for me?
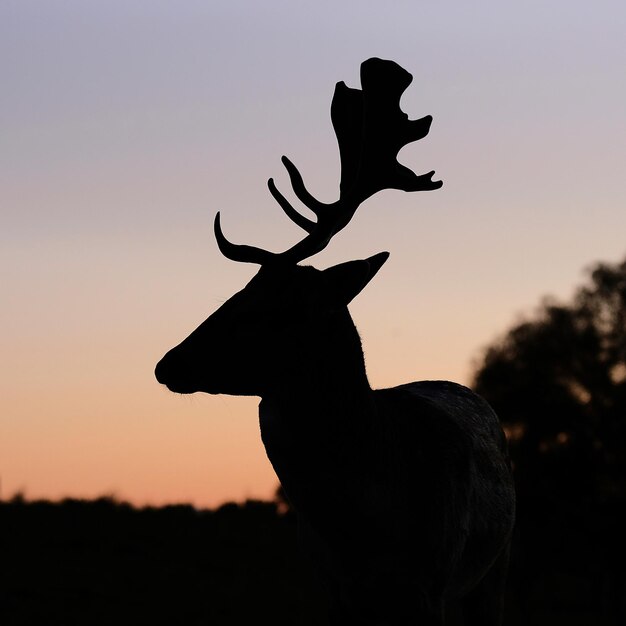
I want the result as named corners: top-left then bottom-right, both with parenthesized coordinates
top-left (473, 256), bottom-right (626, 625)
top-left (0, 493), bottom-right (325, 626)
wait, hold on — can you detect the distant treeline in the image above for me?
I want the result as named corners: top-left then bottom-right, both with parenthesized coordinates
top-left (1, 493), bottom-right (325, 626)
top-left (1, 493), bottom-right (624, 625)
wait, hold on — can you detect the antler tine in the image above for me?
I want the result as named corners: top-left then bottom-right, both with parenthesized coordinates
top-left (214, 213), bottom-right (276, 265)
top-left (267, 177), bottom-right (316, 233)
top-left (280, 156), bottom-right (333, 218)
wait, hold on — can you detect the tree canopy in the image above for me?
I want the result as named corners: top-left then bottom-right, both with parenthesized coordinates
top-left (472, 256), bottom-right (626, 621)
top-left (473, 256), bottom-right (626, 510)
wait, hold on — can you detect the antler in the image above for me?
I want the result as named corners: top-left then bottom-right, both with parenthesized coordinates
top-left (215, 58), bottom-right (443, 265)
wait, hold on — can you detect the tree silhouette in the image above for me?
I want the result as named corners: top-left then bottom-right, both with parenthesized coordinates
top-left (472, 256), bottom-right (626, 623)
top-left (473, 256), bottom-right (626, 508)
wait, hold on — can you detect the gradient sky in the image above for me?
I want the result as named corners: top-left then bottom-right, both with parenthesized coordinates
top-left (2, 1), bottom-right (625, 508)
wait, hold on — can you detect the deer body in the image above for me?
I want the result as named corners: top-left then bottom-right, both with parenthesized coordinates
top-left (155, 59), bottom-right (515, 624)
top-left (262, 379), bottom-right (513, 596)
top-left (156, 261), bottom-right (515, 624)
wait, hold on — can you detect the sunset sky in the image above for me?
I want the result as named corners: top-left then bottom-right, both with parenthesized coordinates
top-left (2, 1), bottom-right (625, 508)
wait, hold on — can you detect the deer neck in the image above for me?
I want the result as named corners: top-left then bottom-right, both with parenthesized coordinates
top-left (258, 310), bottom-right (378, 518)
top-left (258, 309), bottom-right (376, 468)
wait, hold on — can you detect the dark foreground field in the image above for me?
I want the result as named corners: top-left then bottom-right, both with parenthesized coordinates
top-left (1, 495), bottom-right (624, 625)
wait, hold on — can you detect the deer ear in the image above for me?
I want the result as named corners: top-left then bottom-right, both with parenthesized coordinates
top-left (322, 251), bottom-right (390, 306)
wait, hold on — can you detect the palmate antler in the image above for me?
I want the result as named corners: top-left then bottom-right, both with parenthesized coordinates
top-left (214, 58), bottom-right (443, 265)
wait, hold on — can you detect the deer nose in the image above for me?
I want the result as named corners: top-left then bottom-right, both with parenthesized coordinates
top-left (155, 352), bottom-right (201, 394)
top-left (154, 355), bottom-right (171, 385)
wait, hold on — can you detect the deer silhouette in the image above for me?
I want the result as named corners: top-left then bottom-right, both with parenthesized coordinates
top-left (155, 58), bottom-right (515, 626)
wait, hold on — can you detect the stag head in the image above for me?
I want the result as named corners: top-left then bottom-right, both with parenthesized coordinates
top-left (156, 58), bottom-right (441, 396)
top-left (155, 252), bottom-right (389, 395)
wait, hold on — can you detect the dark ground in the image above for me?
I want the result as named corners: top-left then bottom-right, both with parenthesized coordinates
top-left (1, 495), bottom-right (624, 625)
